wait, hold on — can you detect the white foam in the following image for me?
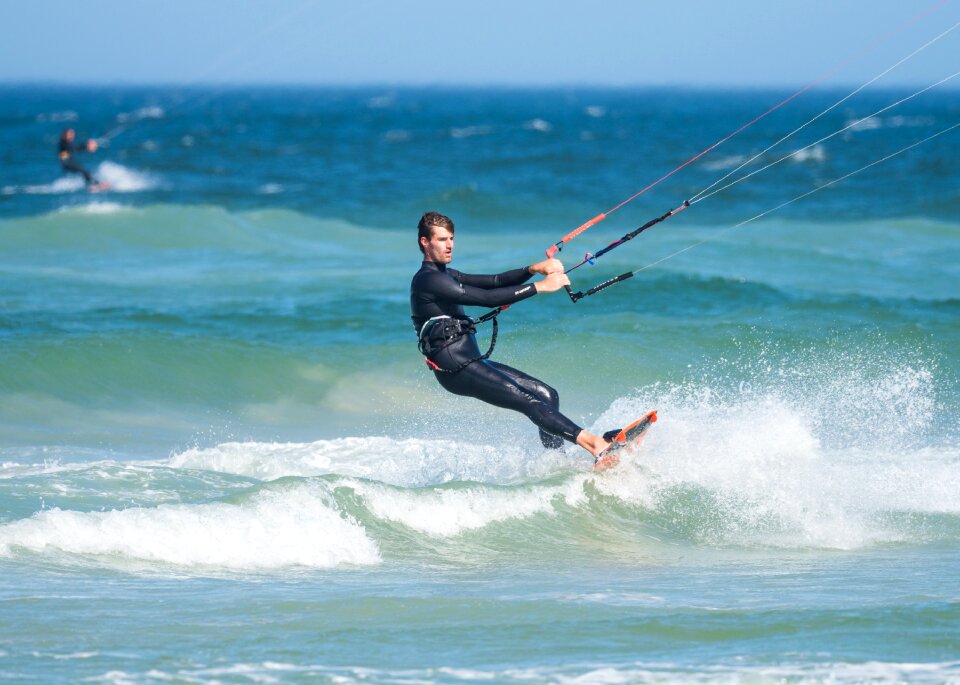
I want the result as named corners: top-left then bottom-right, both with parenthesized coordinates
top-left (451, 125), bottom-right (492, 139)
top-left (790, 143), bottom-right (826, 163)
top-left (0, 483), bottom-right (380, 570)
top-left (524, 118), bottom-right (553, 132)
top-left (349, 477), bottom-right (587, 537)
top-left (701, 154), bottom-right (746, 171)
top-left (91, 161), bottom-right (156, 192)
top-left (886, 115), bottom-right (935, 128)
top-left (164, 347), bottom-right (957, 551)
top-left (846, 115), bottom-right (883, 132)
top-left (0, 459), bottom-right (99, 480)
top-left (550, 661), bottom-right (960, 684)
top-left (589, 362), bottom-right (957, 550)
top-left (1, 162), bottom-right (155, 197)
top-left (585, 105), bottom-right (606, 118)
top-left (256, 183), bottom-right (284, 195)
top-left (105, 660), bottom-right (960, 685)
top-left (117, 106), bottom-right (164, 123)
top-left (67, 201), bottom-right (130, 214)
top-left (2, 176), bottom-right (85, 196)
top-left (169, 435), bottom-right (570, 487)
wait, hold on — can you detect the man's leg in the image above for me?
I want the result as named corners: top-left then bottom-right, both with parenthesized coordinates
top-left (487, 361), bottom-right (565, 449)
top-left (62, 160), bottom-right (96, 186)
top-left (436, 360), bottom-right (581, 445)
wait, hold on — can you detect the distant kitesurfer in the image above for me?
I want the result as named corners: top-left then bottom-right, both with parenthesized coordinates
top-left (410, 211), bottom-right (615, 459)
top-left (58, 128), bottom-right (105, 191)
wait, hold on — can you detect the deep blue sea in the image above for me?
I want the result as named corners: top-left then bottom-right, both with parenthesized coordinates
top-left (1, 83), bottom-right (959, 684)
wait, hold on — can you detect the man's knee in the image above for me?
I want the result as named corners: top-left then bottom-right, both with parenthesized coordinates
top-left (527, 379), bottom-right (560, 408)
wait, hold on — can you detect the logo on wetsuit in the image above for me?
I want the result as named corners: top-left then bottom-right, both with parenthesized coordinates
top-left (514, 286), bottom-right (532, 296)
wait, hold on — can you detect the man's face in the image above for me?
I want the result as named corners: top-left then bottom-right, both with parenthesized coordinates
top-left (420, 225), bottom-right (454, 264)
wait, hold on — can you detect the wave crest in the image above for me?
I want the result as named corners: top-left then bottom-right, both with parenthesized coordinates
top-left (0, 482), bottom-right (379, 570)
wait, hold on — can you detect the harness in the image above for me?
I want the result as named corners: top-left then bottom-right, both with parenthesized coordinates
top-left (416, 306), bottom-right (508, 374)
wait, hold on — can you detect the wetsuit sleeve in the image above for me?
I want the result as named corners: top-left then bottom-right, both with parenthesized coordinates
top-left (454, 267), bottom-right (532, 289)
top-left (427, 270), bottom-right (537, 308)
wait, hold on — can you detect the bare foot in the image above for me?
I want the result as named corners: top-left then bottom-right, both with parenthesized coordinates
top-left (575, 430), bottom-right (610, 458)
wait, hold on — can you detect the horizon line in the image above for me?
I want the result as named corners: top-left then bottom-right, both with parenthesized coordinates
top-left (3, 79), bottom-right (959, 92)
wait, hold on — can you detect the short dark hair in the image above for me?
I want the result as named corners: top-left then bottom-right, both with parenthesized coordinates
top-left (417, 211), bottom-right (454, 254)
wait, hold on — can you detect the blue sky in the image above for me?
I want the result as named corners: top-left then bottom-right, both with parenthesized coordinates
top-left (1, 0), bottom-right (957, 87)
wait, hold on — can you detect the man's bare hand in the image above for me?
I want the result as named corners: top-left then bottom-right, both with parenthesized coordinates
top-left (528, 258), bottom-right (564, 275)
top-left (534, 271), bottom-right (571, 293)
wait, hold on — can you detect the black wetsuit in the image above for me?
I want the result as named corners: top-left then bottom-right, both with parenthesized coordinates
top-left (410, 260), bottom-right (582, 448)
top-left (58, 137), bottom-right (97, 185)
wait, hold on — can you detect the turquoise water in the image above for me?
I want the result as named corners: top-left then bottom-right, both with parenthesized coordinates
top-left (0, 85), bottom-right (959, 683)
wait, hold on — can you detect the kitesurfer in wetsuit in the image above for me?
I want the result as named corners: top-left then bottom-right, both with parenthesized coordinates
top-left (58, 128), bottom-right (100, 188)
top-left (410, 211), bottom-right (613, 459)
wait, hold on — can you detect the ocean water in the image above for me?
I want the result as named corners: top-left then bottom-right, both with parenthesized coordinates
top-left (1, 83), bottom-right (959, 683)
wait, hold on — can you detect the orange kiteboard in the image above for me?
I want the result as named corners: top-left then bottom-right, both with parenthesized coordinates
top-left (594, 409), bottom-right (657, 472)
